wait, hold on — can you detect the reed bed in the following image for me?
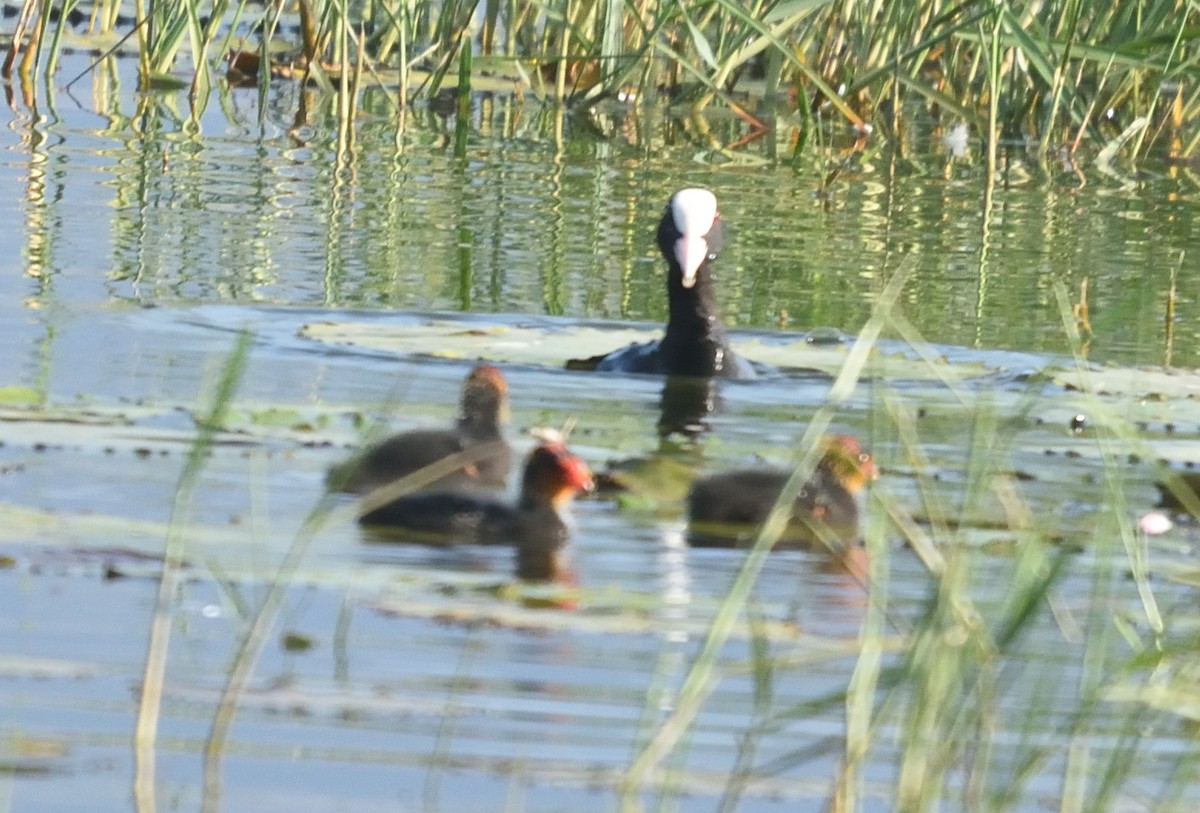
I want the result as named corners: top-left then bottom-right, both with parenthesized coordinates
top-left (4, 0), bottom-right (1200, 158)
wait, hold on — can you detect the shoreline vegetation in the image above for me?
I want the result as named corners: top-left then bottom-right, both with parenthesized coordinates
top-left (2, 0), bottom-right (1199, 162)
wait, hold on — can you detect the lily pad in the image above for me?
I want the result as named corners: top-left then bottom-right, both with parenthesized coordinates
top-left (1053, 365), bottom-right (1200, 399)
top-left (298, 318), bottom-right (997, 382)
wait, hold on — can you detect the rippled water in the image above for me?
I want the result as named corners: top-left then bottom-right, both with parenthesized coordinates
top-left (4, 58), bottom-right (1200, 369)
top-left (2, 52), bottom-right (1200, 811)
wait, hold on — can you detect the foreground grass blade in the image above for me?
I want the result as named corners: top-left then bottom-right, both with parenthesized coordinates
top-left (618, 257), bottom-right (914, 810)
top-left (134, 331), bottom-right (252, 813)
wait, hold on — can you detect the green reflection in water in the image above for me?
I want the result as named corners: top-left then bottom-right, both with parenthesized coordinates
top-left (2, 55), bottom-right (1198, 374)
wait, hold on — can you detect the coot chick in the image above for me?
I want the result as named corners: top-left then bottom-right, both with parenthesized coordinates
top-left (359, 439), bottom-right (594, 581)
top-left (330, 364), bottom-right (513, 494)
top-left (567, 188), bottom-right (756, 379)
top-left (687, 436), bottom-right (878, 549)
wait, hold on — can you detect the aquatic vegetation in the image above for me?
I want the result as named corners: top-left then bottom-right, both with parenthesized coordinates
top-left (616, 278), bottom-right (1200, 810)
top-left (3, 0), bottom-right (1199, 158)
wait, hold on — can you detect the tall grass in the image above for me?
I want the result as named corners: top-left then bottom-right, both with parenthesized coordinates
top-left (134, 331), bottom-right (252, 813)
top-left (6, 0), bottom-right (1199, 157)
top-left (619, 254), bottom-right (914, 809)
top-left (610, 277), bottom-right (1197, 811)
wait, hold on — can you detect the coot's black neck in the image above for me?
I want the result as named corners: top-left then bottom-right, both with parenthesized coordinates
top-left (661, 260), bottom-right (737, 378)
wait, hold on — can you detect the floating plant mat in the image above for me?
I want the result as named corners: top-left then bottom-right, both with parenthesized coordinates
top-left (0, 393), bottom-right (653, 476)
top-left (0, 403), bottom-right (264, 451)
top-left (160, 305), bottom-right (1200, 407)
top-left (0, 401), bottom-right (364, 452)
top-left (1053, 364), bottom-right (1200, 400)
top-left (0, 499), bottom-right (891, 642)
top-left (7, 355), bottom-right (1200, 477)
top-left (297, 317), bottom-right (1003, 382)
top-left (0, 500), bottom-right (315, 572)
top-left (360, 586), bottom-right (880, 643)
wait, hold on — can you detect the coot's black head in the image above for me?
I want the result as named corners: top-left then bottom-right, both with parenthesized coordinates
top-left (657, 188), bottom-right (724, 290)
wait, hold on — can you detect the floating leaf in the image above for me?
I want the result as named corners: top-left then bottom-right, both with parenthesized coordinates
top-left (281, 632), bottom-right (316, 652)
top-left (248, 407), bottom-right (307, 428)
top-left (0, 386), bottom-right (40, 405)
top-left (1053, 365), bottom-right (1200, 398)
top-left (0, 656), bottom-right (103, 680)
top-left (298, 319), bottom-right (997, 382)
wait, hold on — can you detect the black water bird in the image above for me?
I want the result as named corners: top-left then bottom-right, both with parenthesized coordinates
top-left (568, 188), bottom-right (757, 379)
